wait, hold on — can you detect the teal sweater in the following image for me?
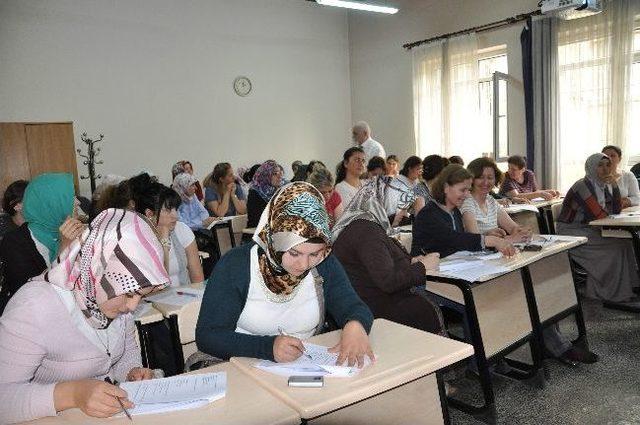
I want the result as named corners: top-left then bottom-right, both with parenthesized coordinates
top-left (196, 243), bottom-right (373, 361)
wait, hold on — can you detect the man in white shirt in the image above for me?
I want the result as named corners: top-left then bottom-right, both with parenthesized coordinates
top-left (352, 121), bottom-right (386, 163)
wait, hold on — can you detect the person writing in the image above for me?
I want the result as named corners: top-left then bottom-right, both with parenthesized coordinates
top-left (196, 182), bottom-right (374, 367)
top-left (0, 209), bottom-right (169, 423)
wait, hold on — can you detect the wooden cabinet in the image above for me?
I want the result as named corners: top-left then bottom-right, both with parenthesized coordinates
top-left (0, 122), bottom-right (79, 197)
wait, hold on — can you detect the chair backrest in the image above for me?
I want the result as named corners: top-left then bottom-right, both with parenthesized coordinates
top-left (176, 300), bottom-right (202, 365)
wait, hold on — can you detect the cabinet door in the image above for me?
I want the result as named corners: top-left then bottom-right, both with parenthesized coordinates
top-left (25, 123), bottom-right (79, 192)
top-left (0, 123), bottom-right (31, 196)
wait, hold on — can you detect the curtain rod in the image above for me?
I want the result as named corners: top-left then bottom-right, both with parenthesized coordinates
top-left (403, 9), bottom-right (542, 50)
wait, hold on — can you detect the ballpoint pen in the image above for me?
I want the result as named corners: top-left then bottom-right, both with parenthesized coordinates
top-left (176, 291), bottom-right (198, 297)
top-left (104, 377), bottom-right (132, 421)
top-left (278, 327), bottom-right (312, 359)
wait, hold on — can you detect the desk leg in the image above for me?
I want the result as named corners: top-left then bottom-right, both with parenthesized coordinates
top-left (227, 222), bottom-right (236, 248)
top-left (515, 267), bottom-right (547, 385)
top-left (437, 372), bottom-right (451, 425)
top-left (536, 208), bottom-right (550, 234)
top-left (544, 208), bottom-right (556, 235)
top-left (630, 228), bottom-right (640, 279)
top-left (167, 314), bottom-right (185, 374)
top-left (446, 284), bottom-right (497, 424)
top-left (135, 321), bottom-right (157, 369)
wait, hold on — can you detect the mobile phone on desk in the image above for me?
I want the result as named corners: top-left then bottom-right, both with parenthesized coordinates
top-left (522, 244), bottom-right (543, 252)
top-left (288, 376), bottom-right (324, 388)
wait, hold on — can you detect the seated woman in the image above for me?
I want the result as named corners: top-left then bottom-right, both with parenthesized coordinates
top-left (335, 147), bottom-right (366, 208)
top-left (247, 160), bottom-right (285, 229)
top-left (196, 182), bottom-right (374, 366)
top-left (0, 209), bottom-right (168, 424)
top-left (385, 155), bottom-right (400, 177)
top-left (500, 155), bottom-right (560, 201)
top-left (307, 166), bottom-right (344, 227)
top-left (181, 160), bottom-right (204, 202)
top-left (203, 163), bottom-right (247, 217)
top-left (366, 156), bottom-right (386, 178)
top-left (557, 153), bottom-right (640, 307)
top-left (461, 157), bottom-right (532, 243)
top-left (411, 165), bottom-right (515, 258)
top-left (0, 173), bottom-right (84, 315)
top-left (602, 145), bottom-right (640, 208)
top-left (173, 172), bottom-right (216, 231)
top-left (462, 158), bottom-right (597, 365)
top-left (134, 181), bottom-right (204, 286)
top-left (0, 179), bottom-right (28, 241)
top-left (415, 154), bottom-right (449, 204)
top-left (332, 178), bottom-right (443, 334)
top-left (385, 156), bottom-right (426, 225)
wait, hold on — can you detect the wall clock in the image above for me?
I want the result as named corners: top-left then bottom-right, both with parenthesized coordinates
top-left (233, 76), bottom-right (252, 97)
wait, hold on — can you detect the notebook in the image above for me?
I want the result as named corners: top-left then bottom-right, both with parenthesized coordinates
top-left (255, 343), bottom-right (374, 378)
top-left (119, 372), bottom-right (226, 416)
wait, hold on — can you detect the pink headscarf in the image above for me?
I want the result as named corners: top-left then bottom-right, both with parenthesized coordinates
top-left (40, 208), bottom-right (169, 329)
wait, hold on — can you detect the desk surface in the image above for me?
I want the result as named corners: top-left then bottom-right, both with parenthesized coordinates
top-left (231, 318), bottom-right (473, 419)
top-left (25, 363), bottom-right (300, 425)
top-left (150, 283), bottom-right (205, 317)
top-left (427, 236), bottom-right (587, 283)
top-left (589, 212), bottom-right (640, 227)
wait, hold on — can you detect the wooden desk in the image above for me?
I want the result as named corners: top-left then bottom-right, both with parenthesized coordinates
top-left (504, 198), bottom-right (563, 234)
top-left (25, 363), bottom-right (300, 425)
top-left (425, 236), bottom-right (588, 421)
top-left (589, 212), bottom-right (640, 271)
top-left (231, 319), bottom-right (473, 425)
top-left (150, 284), bottom-right (205, 374)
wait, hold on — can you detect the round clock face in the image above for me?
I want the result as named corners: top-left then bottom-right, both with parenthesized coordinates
top-left (233, 76), bottom-right (252, 97)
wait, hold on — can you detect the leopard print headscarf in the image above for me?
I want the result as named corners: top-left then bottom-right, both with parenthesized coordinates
top-left (252, 181), bottom-right (332, 295)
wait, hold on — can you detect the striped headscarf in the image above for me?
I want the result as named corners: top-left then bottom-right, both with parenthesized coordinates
top-left (172, 172), bottom-right (198, 202)
top-left (40, 208), bottom-right (169, 329)
top-left (251, 160), bottom-right (285, 201)
top-left (253, 181), bottom-right (331, 295)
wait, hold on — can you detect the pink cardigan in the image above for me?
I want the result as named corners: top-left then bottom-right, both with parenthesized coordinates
top-left (0, 282), bottom-right (142, 424)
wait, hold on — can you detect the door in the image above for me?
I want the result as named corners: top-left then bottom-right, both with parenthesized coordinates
top-left (25, 123), bottom-right (79, 192)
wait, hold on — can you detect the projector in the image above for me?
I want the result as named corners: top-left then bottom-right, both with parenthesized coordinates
top-left (540, 0), bottom-right (603, 20)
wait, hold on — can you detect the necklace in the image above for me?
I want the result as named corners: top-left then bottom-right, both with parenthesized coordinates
top-left (94, 329), bottom-right (111, 357)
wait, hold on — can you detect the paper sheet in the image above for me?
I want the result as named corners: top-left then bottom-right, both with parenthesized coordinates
top-left (120, 372), bottom-right (226, 416)
top-left (255, 343), bottom-right (373, 378)
top-left (145, 287), bottom-right (203, 306)
top-left (504, 204), bottom-right (540, 214)
top-left (206, 215), bottom-right (236, 229)
top-left (439, 263), bottom-right (510, 282)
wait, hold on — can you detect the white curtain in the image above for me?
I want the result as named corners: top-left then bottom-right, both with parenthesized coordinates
top-left (556, 0), bottom-right (639, 192)
top-left (412, 34), bottom-right (480, 160)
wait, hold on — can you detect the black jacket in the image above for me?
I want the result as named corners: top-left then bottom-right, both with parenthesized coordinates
top-left (0, 223), bottom-right (47, 315)
top-left (411, 201), bottom-right (482, 258)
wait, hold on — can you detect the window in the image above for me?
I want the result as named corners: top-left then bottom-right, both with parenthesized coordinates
top-left (629, 27), bottom-right (640, 165)
top-left (478, 50), bottom-right (509, 160)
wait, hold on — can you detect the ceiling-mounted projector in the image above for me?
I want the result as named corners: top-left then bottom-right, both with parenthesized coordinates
top-left (540, 0), bottom-right (602, 20)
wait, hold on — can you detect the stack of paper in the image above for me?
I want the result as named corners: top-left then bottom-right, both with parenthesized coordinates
top-left (119, 372), bottom-right (226, 416)
top-left (255, 343), bottom-right (373, 378)
top-left (206, 215), bottom-right (236, 229)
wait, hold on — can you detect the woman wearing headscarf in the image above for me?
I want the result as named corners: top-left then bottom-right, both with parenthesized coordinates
top-left (173, 172), bottom-right (216, 231)
top-left (0, 209), bottom-right (169, 423)
top-left (246, 160), bottom-right (285, 229)
top-left (196, 182), bottom-right (374, 366)
top-left (331, 177), bottom-right (444, 334)
top-left (0, 173), bottom-right (84, 315)
top-left (557, 153), bottom-right (640, 306)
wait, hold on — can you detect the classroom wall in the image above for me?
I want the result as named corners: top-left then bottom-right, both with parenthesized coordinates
top-left (0, 0), bottom-right (352, 195)
top-left (348, 0), bottom-right (540, 162)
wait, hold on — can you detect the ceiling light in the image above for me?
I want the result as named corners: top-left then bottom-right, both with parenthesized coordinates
top-left (316, 0), bottom-right (398, 14)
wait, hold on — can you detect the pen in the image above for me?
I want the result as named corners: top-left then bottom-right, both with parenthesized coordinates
top-left (278, 327), bottom-right (312, 359)
top-left (104, 377), bottom-right (132, 421)
top-left (176, 291), bottom-right (198, 297)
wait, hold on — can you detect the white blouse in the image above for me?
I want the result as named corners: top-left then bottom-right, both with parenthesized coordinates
top-left (460, 195), bottom-right (501, 235)
top-left (235, 245), bottom-right (320, 340)
top-left (335, 180), bottom-right (362, 209)
top-left (615, 171), bottom-right (640, 206)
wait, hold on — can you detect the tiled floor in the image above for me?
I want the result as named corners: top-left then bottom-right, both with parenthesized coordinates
top-left (448, 298), bottom-right (640, 424)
